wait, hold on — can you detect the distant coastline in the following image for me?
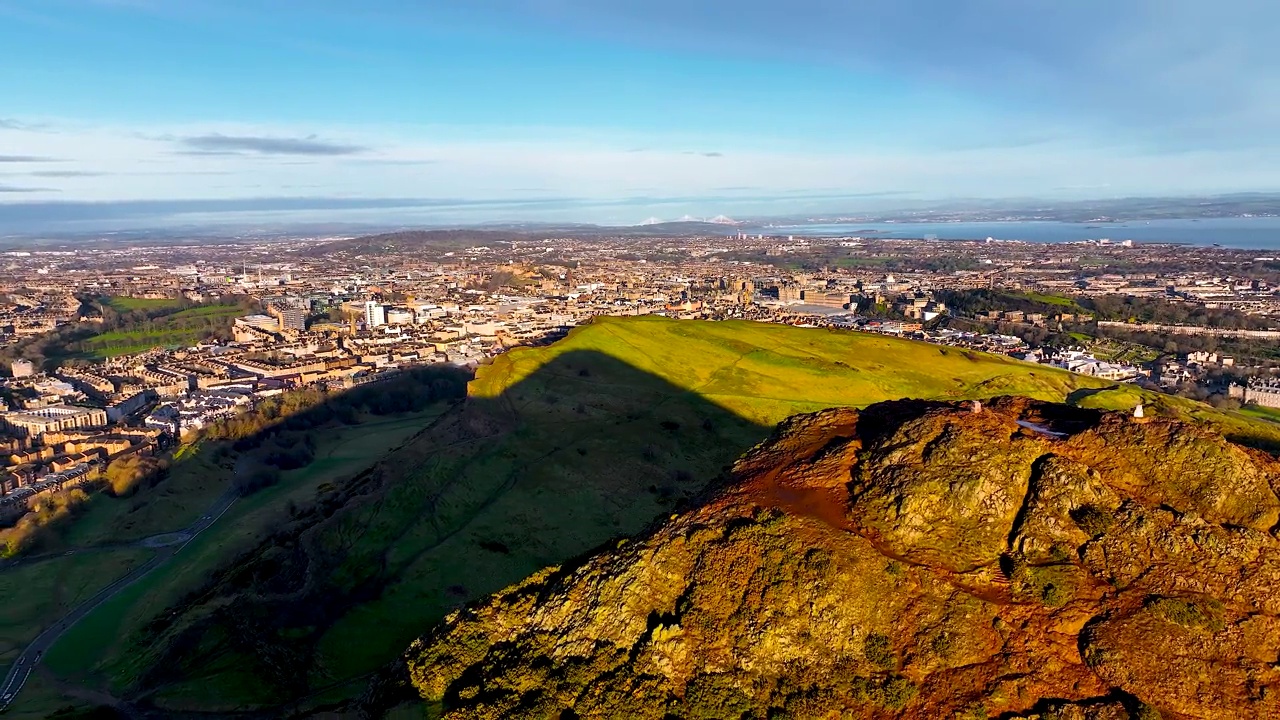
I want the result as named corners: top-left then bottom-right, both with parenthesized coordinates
top-left (768, 217), bottom-right (1280, 249)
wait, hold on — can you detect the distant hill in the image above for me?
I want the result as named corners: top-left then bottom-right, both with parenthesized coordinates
top-left (40, 317), bottom-right (1280, 715)
top-left (301, 229), bottom-right (532, 257)
top-left (614, 221), bottom-right (740, 236)
top-left (303, 221), bottom-right (746, 257)
top-left (406, 396), bottom-right (1280, 719)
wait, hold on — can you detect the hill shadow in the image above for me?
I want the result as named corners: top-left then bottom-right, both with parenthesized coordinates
top-left (1065, 385), bottom-right (1121, 406)
top-left (104, 350), bottom-right (773, 715)
top-left (0, 364), bottom-right (475, 566)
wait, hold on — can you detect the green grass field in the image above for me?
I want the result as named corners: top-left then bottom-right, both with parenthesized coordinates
top-left (473, 316), bottom-right (1112, 424)
top-left (1, 671), bottom-right (102, 720)
top-left (39, 407), bottom-right (446, 708)
top-left (105, 296), bottom-right (183, 312)
top-left (68, 301), bottom-right (244, 359)
top-left (167, 305), bottom-right (244, 319)
top-left (0, 549), bottom-right (149, 664)
top-left (1240, 404), bottom-right (1280, 424)
top-left (28, 316), bottom-right (1280, 714)
top-left (1020, 291), bottom-right (1082, 308)
top-left (51, 445), bottom-right (231, 551)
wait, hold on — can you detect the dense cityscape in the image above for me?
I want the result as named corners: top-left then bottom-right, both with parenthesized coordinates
top-left (3, 229), bottom-right (1280, 521)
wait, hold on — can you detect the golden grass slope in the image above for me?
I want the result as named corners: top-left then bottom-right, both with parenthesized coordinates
top-left (474, 316), bottom-right (1109, 426)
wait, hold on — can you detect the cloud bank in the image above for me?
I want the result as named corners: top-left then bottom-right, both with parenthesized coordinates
top-left (2, 0), bottom-right (1279, 231)
top-left (176, 134), bottom-right (369, 156)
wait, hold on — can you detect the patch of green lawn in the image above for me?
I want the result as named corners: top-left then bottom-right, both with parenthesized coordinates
top-left (63, 301), bottom-right (245, 359)
top-left (105, 297), bottom-right (182, 312)
top-left (43, 570), bottom-right (151, 680)
top-left (0, 548), bottom-right (150, 664)
top-left (53, 451), bottom-right (231, 551)
top-left (42, 407), bottom-right (446, 704)
top-left (167, 305), bottom-right (243, 320)
top-left (1020, 291), bottom-right (1081, 308)
top-left (2, 670), bottom-right (101, 719)
top-left (1238, 404), bottom-right (1280, 424)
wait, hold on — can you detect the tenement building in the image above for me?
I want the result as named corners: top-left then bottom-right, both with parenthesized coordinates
top-left (0, 405), bottom-right (109, 438)
top-left (1231, 380), bottom-right (1280, 409)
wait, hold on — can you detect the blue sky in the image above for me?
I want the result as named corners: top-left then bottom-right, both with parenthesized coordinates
top-left (1, 0), bottom-right (1278, 229)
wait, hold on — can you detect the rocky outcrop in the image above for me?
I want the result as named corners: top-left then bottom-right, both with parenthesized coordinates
top-left (403, 398), bottom-right (1280, 719)
top-left (849, 408), bottom-right (1044, 572)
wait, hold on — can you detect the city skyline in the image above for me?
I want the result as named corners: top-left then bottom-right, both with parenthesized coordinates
top-left (2, 0), bottom-right (1279, 227)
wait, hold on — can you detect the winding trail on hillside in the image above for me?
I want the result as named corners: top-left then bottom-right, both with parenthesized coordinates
top-left (0, 486), bottom-right (239, 713)
top-left (0, 408), bottom-right (457, 716)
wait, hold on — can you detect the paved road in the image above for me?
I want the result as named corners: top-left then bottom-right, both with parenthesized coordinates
top-left (0, 487), bottom-right (238, 713)
top-left (0, 544), bottom-right (126, 573)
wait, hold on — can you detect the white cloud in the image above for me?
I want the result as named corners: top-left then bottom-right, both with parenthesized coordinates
top-left (1, 117), bottom-right (1278, 221)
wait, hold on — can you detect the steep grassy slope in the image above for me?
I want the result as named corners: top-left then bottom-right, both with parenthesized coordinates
top-left (39, 317), bottom-right (1280, 716)
top-left (4, 372), bottom-right (467, 718)
top-left (406, 397), bottom-right (1280, 720)
top-left (55, 317), bottom-right (1126, 714)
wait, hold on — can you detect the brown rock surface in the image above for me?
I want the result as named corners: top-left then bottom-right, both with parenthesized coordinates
top-left (403, 398), bottom-right (1280, 720)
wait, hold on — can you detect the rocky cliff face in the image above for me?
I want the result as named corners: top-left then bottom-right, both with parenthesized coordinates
top-left (402, 398), bottom-right (1280, 720)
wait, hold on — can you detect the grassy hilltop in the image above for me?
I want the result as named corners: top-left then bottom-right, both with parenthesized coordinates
top-left (480, 317), bottom-right (1280, 452)
top-left (20, 316), bottom-right (1280, 716)
top-left (472, 315), bottom-right (1106, 425)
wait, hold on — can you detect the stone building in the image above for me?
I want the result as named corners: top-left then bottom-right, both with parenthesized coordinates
top-left (1234, 380), bottom-right (1280, 409)
top-left (0, 405), bottom-right (109, 438)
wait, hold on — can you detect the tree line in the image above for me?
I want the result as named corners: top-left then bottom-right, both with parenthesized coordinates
top-left (197, 366), bottom-right (470, 496)
top-left (934, 289), bottom-right (1083, 319)
top-left (1, 294), bottom-right (257, 371)
top-left (1080, 295), bottom-right (1273, 330)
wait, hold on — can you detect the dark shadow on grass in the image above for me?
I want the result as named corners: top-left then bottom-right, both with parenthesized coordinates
top-left (8, 365), bottom-right (473, 720)
top-left (1065, 385), bottom-right (1121, 405)
top-left (102, 351), bottom-right (772, 716)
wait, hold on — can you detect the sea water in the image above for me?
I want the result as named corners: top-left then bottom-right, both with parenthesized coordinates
top-left (771, 217), bottom-right (1280, 250)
